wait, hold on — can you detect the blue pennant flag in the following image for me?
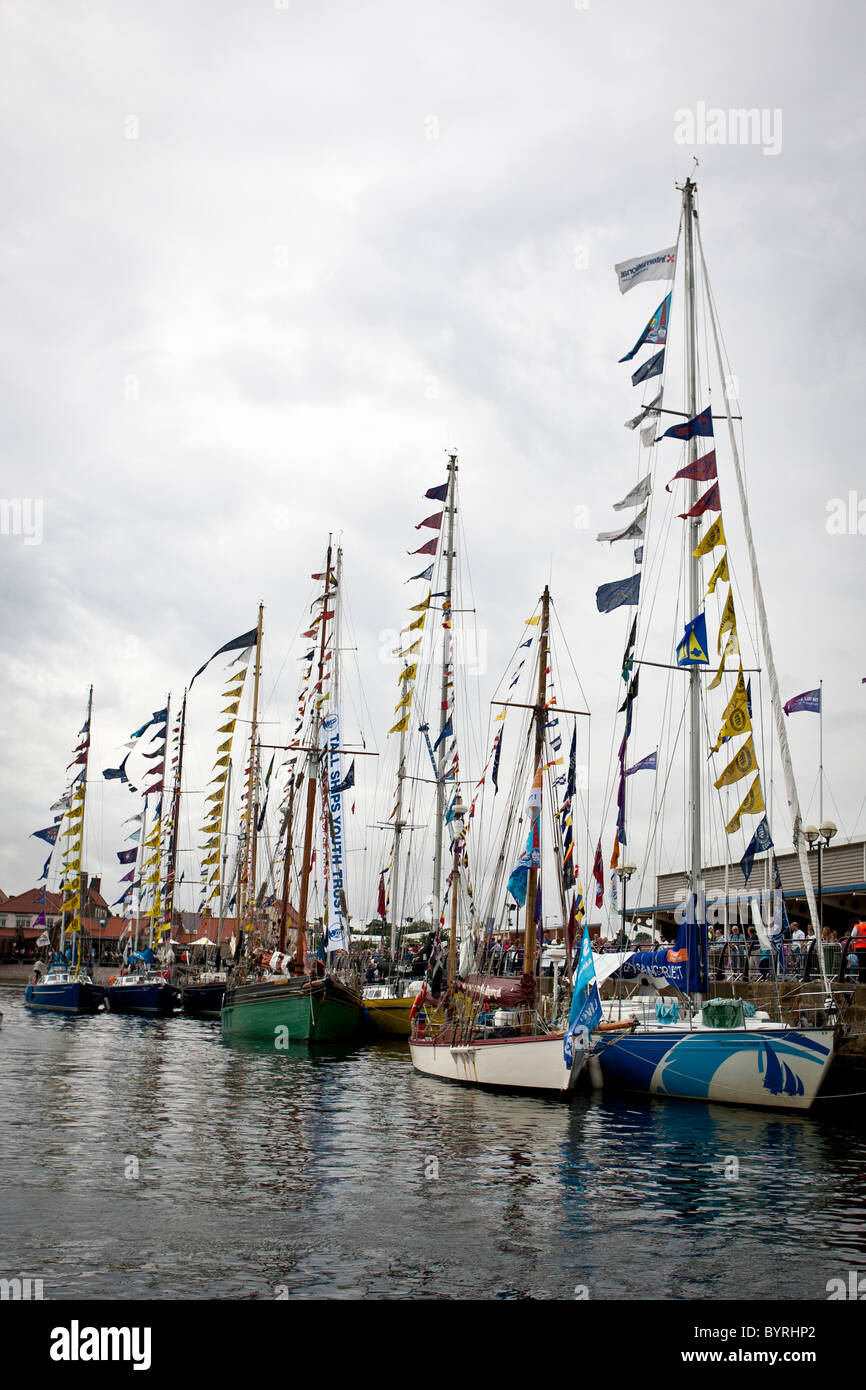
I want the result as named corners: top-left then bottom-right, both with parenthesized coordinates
top-left (425, 482), bottom-right (448, 501)
top-left (407, 564), bottom-right (434, 583)
top-left (31, 825), bottom-right (59, 846)
top-left (336, 760), bottom-right (355, 793)
top-left (596, 572), bottom-right (641, 614)
top-left (102, 754), bottom-right (130, 783)
top-left (660, 406), bottom-right (713, 441)
top-left (676, 612), bottom-right (710, 667)
top-left (433, 718), bottom-right (453, 752)
top-left (783, 688), bottom-right (821, 716)
top-left (631, 348), bottom-right (665, 387)
top-left (741, 816), bottom-right (774, 886)
top-left (619, 293), bottom-right (671, 363)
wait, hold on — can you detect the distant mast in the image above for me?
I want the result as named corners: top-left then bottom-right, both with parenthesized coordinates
top-left (523, 588), bottom-right (550, 982)
top-left (432, 452), bottom-right (458, 938)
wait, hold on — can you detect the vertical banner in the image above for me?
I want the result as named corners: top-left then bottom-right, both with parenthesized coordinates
top-left (323, 710), bottom-right (348, 952)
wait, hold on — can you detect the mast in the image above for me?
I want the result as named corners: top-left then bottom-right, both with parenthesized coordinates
top-left (694, 211), bottom-right (832, 997)
top-left (237, 603), bottom-right (264, 953)
top-left (217, 759), bottom-right (232, 959)
top-left (682, 179), bottom-right (704, 959)
top-left (296, 539), bottom-right (333, 972)
top-left (390, 719), bottom-right (408, 965)
top-left (149, 691), bottom-right (170, 952)
top-left (69, 685), bottom-right (93, 975)
top-left (163, 688), bottom-right (187, 942)
top-left (432, 452), bottom-right (458, 936)
top-left (523, 587), bottom-right (550, 980)
top-left (278, 771), bottom-right (298, 954)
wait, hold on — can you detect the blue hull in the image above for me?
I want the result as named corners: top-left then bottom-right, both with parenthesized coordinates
top-left (106, 982), bottom-right (181, 1016)
top-left (182, 982), bottom-right (226, 1018)
top-left (24, 981), bottom-right (105, 1014)
top-left (591, 1025), bottom-right (835, 1110)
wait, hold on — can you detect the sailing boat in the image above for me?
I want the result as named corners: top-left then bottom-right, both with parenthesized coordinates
top-left (25, 688), bottom-right (106, 1014)
top-left (409, 586), bottom-right (589, 1093)
top-left (106, 696), bottom-right (181, 1016)
top-left (221, 546), bottom-right (362, 1043)
top-left (365, 453), bottom-right (464, 1037)
top-left (586, 177), bottom-right (837, 1109)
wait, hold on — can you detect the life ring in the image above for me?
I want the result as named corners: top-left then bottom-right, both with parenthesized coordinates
top-left (595, 1017), bottom-right (637, 1032)
top-left (410, 984), bottom-right (427, 1020)
top-left (108, 977), bottom-right (116, 984)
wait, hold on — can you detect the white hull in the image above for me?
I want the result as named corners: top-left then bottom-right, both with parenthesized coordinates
top-left (409, 1031), bottom-right (583, 1094)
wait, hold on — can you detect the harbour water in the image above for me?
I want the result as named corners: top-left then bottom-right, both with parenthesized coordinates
top-left (1, 988), bottom-right (865, 1302)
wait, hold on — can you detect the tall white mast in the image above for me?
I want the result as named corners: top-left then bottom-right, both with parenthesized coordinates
top-left (432, 452), bottom-right (458, 934)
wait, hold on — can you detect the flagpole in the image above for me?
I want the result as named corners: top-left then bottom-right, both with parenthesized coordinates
top-left (432, 452), bottom-right (458, 941)
top-left (682, 177), bottom-right (704, 1002)
top-left (819, 677), bottom-right (824, 825)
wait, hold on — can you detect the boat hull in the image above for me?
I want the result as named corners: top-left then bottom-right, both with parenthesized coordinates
top-left (24, 980), bottom-right (105, 1014)
top-left (182, 981), bottom-right (227, 1018)
top-left (221, 976), bottom-right (361, 1044)
top-left (363, 994), bottom-right (415, 1037)
top-left (591, 1024), bottom-right (836, 1110)
top-left (409, 1031), bottom-right (581, 1094)
top-left (106, 982), bottom-right (181, 1016)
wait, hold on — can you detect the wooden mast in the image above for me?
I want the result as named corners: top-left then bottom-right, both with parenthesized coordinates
top-left (523, 587), bottom-right (550, 981)
top-left (163, 688), bottom-right (187, 942)
top-left (296, 540), bottom-right (333, 972)
top-left (238, 604), bottom-right (264, 956)
top-left (278, 771), bottom-right (297, 954)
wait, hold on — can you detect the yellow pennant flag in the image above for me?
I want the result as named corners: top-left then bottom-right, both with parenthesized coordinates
top-left (525, 615), bottom-right (541, 626)
top-left (711, 668), bottom-right (751, 751)
top-left (717, 588), bottom-right (738, 653)
top-left (693, 517), bottom-right (726, 559)
top-left (409, 591), bottom-right (432, 613)
top-left (714, 734), bottom-right (759, 789)
top-left (399, 664), bottom-right (418, 684)
top-left (221, 702), bottom-right (240, 715)
top-left (494, 710), bottom-right (507, 722)
top-left (724, 774), bottom-right (765, 834)
top-left (708, 629), bottom-right (740, 690)
top-left (403, 614), bottom-right (426, 633)
top-left (221, 685), bottom-right (245, 702)
top-left (213, 754), bottom-right (230, 768)
top-left (706, 550), bottom-right (729, 596)
top-left (216, 738), bottom-right (232, 754)
top-left (394, 690), bottom-right (413, 712)
top-left (217, 721), bottom-right (236, 735)
top-left (389, 714), bottom-right (410, 735)
top-left (402, 638), bottom-right (422, 656)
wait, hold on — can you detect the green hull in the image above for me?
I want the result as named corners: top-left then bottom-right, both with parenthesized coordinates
top-left (221, 975), bottom-right (360, 1044)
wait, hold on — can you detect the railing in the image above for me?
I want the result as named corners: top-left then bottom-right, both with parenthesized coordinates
top-left (707, 938), bottom-right (862, 984)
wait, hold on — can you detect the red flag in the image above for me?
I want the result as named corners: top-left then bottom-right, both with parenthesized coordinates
top-left (409, 538), bottom-right (438, 557)
top-left (678, 481), bottom-right (720, 520)
top-left (566, 897), bottom-right (578, 966)
top-left (665, 449), bottom-right (717, 492)
top-left (377, 872), bottom-right (386, 919)
top-left (415, 511), bottom-right (443, 530)
top-left (592, 840), bottom-right (604, 908)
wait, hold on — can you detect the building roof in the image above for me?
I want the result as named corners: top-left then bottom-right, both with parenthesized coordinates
top-left (0, 888), bottom-right (62, 916)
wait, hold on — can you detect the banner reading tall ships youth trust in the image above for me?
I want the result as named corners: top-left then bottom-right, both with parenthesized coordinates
top-left (322, 710), bottom-right (348, 953)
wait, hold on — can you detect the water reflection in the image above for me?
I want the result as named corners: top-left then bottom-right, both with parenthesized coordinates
top-left (1, 989), bottom-right (863, 1300)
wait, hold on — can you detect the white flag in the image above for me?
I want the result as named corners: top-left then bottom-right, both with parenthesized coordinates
top-left (625, 389), bottom-right (662, 430)
top-left (612, 472), bottom-right (652, 512)
top-left (640, 422), bottom-right (658, 448)
top-left (615, 245), bottom-right (677, 294)
top-left (597, 504), bottom-right (647, 544)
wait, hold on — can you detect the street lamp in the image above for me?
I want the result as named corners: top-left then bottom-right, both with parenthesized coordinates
top-left (803, 821), bottom-right (837, 938)
top-left (617, 862), bottom-right (638, 946)
top-left (447, 803), bottom-right (468, 988)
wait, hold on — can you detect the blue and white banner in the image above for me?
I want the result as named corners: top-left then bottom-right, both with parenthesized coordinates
top-left (564, 923), bottom-right (602, 1068)
top-left (323, 710), bottom-right (349, 953)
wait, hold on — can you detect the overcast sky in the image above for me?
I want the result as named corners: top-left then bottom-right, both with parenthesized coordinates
top-left (2, 0), bottom-right (864, 921)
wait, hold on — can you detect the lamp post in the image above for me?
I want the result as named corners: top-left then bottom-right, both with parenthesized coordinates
top-left (803, 820), bottom-right (837, 939)
top-left (617, 862), bottom-right (637, 948)
top-left (447, 803), bottom-right (467, 989)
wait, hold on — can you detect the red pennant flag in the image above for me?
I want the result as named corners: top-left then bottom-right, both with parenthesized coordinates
top-left (415, 511), bottom-right (443, 530)
top-left (377, 872), bottom-right (386, 919)
top-left (409, 538), bottom-right (438, 557)
top-left (592, 840), bottom-right (604, 908)
top-left (666, 449), bottom-right (717, 492)
top-left (678, 481), bottom-right (721, 520)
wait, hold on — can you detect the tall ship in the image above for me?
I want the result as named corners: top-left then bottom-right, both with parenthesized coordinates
top-left (25, 688), bottom-right (106, 1015)
top-left (221, 549), bottom-right (362, 1043)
